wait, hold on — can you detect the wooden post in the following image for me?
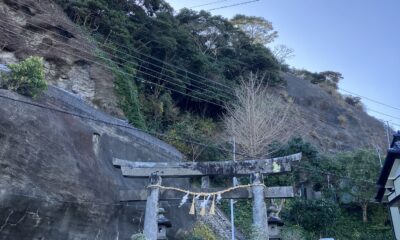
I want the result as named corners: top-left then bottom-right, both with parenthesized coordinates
top-left (251, 173), bottom-right (269, 239)
top-left (144, 173), bottom-right (161, 240)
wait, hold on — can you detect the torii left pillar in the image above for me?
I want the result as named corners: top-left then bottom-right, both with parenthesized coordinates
top-left (144, 173), bottom-right (161, 240)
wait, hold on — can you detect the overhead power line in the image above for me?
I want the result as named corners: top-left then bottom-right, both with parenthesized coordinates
top-left (0, 20), bottom-right (226, 108)
top-left (7, 0), bottom-right (235, 93)
top-left (190, 0), bottom-right (230, 9)
top-left (4, 1), bottom-right (400, 133)
top-left (339, 87), bottom-right (400, 112)
top-left (3, 34), bottom-right (222, 109)
top-left (293, 165), bottom-right (376, 184)
top-left (0, 1), bottom-right (387, 207)
top-left (2, 3), bottom-right (234, 100)
top-left (3, 19), bottom-right (400, 136)
top-left (366, 108), bottom-right (400, 122)
top-left (0, 93), bottom-right (240, 157)
top-left (207, 0), bottom-right (260, 11)
top-left (2, 189), bottom-right (185, 207)
top-left (10, 0), bottom-right (400, 121)
top-left (0, 93), bottom-right (379, 186)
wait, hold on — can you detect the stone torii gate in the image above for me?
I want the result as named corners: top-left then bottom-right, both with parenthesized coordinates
top-left (113, 153), bottom-right (301, 240)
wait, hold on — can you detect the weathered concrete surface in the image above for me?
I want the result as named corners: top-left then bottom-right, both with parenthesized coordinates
top-left (0, 87), bottom-right (194, 240)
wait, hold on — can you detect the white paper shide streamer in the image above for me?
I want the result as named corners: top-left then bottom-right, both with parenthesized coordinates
top-left (179, 192), bottom-right (189, 208)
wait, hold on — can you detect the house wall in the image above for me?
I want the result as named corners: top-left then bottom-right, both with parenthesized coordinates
top-left (390, 207), bottom-right (400, 240)
top-left (389, 164), bottom-right (400, 240)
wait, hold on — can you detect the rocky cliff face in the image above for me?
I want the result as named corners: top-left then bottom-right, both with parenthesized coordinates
top-left (282, 72), bottom-right (387, 153)
top-left (0, 86), bottom-right (194, 240)
top-left (0, 0), bottom-right (122, 116)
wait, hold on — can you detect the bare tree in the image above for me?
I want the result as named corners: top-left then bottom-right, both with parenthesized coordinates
top-left (223, 73), bottom-right (298, 158)
top-left (272, 44), bottom-right (295, 64)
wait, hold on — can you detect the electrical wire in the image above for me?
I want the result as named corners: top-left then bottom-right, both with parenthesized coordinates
top-left (190, 0), bottom-right (230, 9)
top-left (207, 0), bottom-right (261, 11)
top-left (2, 22), bottom-right (399, 150)
top-left (0, 15), bottom-right (233, 102)
top-left (0, 93), bottom-right (241, 157)
top-left (0, 0), bottom-right (387, 209)
top-left (6, 16), bottom-right (394, 133)
top-left (339, 87), bottom-right (400, 112)
top-left (12, 0), bottom-right (400, 128)
top-left (7, 0), bottom-right (236, 93)
top-left (365, 108), bottom-right (400, 122)
top-left (0, 23), bottom-right (226, 108)
top-left (10, 0), bottom-right (400, 122)
top-left (4, 1), bottom-right (398, 160)
top-left (1, 20), bottom-right (396, 146)
top-left (292, 165), bottom-right (376, 184)
top-left (0, 92), bottom-right (382, 186)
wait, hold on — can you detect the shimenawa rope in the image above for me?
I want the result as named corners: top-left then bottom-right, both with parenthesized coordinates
top-left (147, 183), bottom-right (266, 216)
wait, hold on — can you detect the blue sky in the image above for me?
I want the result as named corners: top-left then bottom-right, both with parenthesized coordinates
top-left (168, 0), bottom-right (400, 130)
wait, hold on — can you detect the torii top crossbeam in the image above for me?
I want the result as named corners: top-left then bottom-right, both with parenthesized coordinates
top-left (113, 153), bottom-right (301, 177)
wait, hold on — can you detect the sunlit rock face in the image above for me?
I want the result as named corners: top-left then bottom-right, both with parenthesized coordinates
top-left (0, 0), bottom-right (123, 117)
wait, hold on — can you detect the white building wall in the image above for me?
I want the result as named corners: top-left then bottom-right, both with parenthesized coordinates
top-left (390, 207), bottom-right (400, 240)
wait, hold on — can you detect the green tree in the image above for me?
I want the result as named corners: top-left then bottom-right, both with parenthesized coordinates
top-left (284, 199), bottom-right (340, 237)
top-left (231, 14), bottom-right (278, 45)
top-left (3, 56), bottom-right (47, 98)
top-left (337, 149), bottom-right (381, 222)
top-left (166, 114), bottom-right (219, 161)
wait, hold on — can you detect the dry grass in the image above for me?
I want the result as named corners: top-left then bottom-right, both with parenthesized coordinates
top-left (337, 114), bottom-right (348, 127)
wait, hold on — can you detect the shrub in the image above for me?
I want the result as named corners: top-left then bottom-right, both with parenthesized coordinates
top-left (345, 96), bottom-right (361, 106)
top-left (130, 233), bottom-right (146, 240)
top-left (281, 225), bottom-right (309, 240)
top-left (220, 199), bottom-right (257, 238)
top-left (249, 225), bottom-right (268, 240)
top-left (188, 224), bottom-right (217, 240)
top-left (113, 66), bottom-right (146, 129)
top-left (3, 56), bottom-right (47, 98)
top-left (284, 199), bottom-right (340, 236)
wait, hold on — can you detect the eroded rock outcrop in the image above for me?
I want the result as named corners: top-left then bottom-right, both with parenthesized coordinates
top-left (0, 0), bottom-right (122, 116)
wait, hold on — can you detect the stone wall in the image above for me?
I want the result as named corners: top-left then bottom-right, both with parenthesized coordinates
top-left (0, 86), bottom-right (194, 240)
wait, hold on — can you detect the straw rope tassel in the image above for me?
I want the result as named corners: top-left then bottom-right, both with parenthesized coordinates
top-left (200, 196), bottom-right (207, 216)
top-left (209, 194), bottom-right (216, 215)
top-left (189, 195), bottom-right (196, 215)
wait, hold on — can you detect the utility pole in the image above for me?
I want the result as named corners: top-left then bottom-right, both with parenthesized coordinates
top-left (375, 146), bottom-right (383, 168)
top-left (327, 175), bottom-right (330, 188)
top-left (386, 121), bottom-right (391, 148)
top-left (230, 137), bottom-right (236, 240)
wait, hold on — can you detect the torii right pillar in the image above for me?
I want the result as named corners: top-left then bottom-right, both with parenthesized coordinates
top-left (252, 172), bottom-right (269, 239)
